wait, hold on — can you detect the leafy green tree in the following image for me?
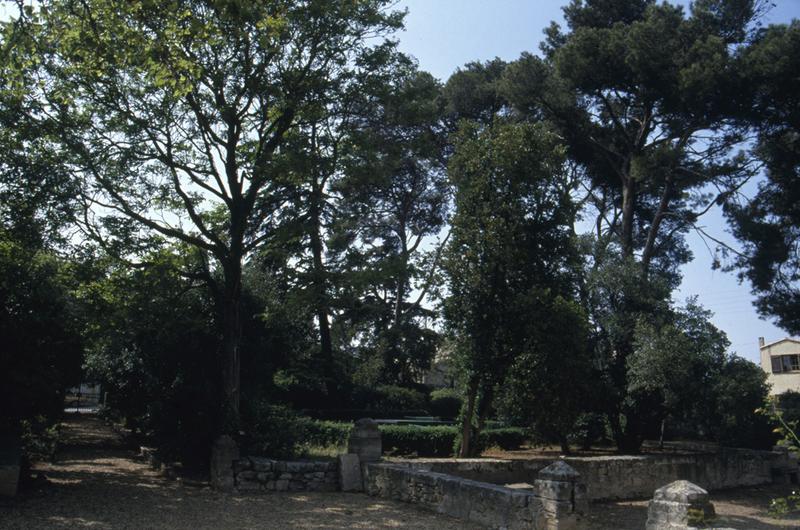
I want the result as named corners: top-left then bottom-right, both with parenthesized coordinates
top-left (724, 21), bottom-right (800, 335)
top-left (0, 8), bottom-right (83, 439)
top-left (27, 0), bottom-right (403, 431)
top-left (334, 53), bottom-right (448, 385)
top-left (0, 234), bottom-right (83, 436)
top-left (444, 119), bottom-right (581, 456)
top-left (626, 300), bottom-right (728, 445)
top-left (503, 0), bottom-right (766, 452)
top-left (498, 297), bottom-right (591, 453)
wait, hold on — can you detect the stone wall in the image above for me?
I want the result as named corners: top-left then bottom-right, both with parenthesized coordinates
top-left (233, 457), bottom-right (338, 492)
top-left (392, 447), bottom-right (789, 501)
top-left (365, 461), bottom-right (587, 530)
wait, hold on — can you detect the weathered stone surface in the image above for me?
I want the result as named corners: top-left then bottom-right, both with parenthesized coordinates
top-left (0, 463), bottom-right (20, 498)
top-left (210, 435), bottom-right (239, 492)
top-left (365, 463), bottom-right (555, 530)
top-left (388, 447), bottom-right (785, 502)
top-left (653, 480), bottom-right (710, 504)
top-left (232, 457), bottom-right (340, 493)
top-left (348, 418), bottom-right (382, 463)
top-left (338, 453), bottom-right (363, 492)
top-left (645, 480), bottom-right (717, 530)
top-left (250, 457), bottom-right (275, 472)
top-left (538, 461), bottom-right (581, 481)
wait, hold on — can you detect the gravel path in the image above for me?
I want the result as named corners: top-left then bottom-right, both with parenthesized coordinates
top-left (0, 415), bottom-right (481, 530)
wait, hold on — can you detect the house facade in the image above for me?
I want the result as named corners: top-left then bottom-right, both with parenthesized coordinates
top-left (760, 337), bottom-right (800, 395)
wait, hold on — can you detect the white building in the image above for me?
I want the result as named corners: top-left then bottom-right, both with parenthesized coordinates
top-left (759, 337), bottom-right (800, 396)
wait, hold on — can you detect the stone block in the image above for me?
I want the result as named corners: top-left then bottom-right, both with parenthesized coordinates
top-left (0, 463), bottom-right (20, 498)
top-left (250, 457), bottom-right (275, 472)
top-left (275, 479), bottom-right (289, 491)
top-left (236, 479), bottom-right (261, 492)
top-left (645, 480), bottom-right (717, 530)
top-left (348, 418), bottom-right (382, 463)
top-left (338, 453), bottom-right (363, 492)
top-left (210, 435), bottom-right (239, 492)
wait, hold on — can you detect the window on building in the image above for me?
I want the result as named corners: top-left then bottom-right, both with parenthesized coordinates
top-left (773, 356), bottom-right (783, 373)
top-left (773, 354), bottom-right (800, 374)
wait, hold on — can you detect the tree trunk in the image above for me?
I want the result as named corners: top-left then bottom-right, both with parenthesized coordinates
top-left (472, 382), bottom-right (494, 456)
top-left (459, 376), bottom-right (479, 458)
top-left (221, 257), bottom-right (243, 431)
top-left (309, 185), bottom-right (333, 389)
top-left (621, 176), bottom-right (636, 257)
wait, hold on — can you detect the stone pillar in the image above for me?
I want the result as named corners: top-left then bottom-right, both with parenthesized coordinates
top-left (210, 434), bottom-right (239, 492)
top-left (347, 418), bottom-right (382, 463)
top-left (0, 443), bottom-right (21, 498)
top-left (338, 453), bottom-right (364, 492)
top-left (645, 480), bottom-right (717, 530)
top-left (533, 460), bottom-right (588, 530)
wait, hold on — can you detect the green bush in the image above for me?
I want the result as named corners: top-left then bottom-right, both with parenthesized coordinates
top-left (380, 424), bottom-right (458, 457)
top-left (304, 420), bottom-right (352, 448)
top-left (242, 402), bottom-right (310, 458)
top-left (568, 413), bottom-right (608, 450)
top-left (372, 385), bottom-right (428, 412)
top-left (478, 427), bottom-right (528, 451)
top-left (430, 388), bottom-right (462, 419)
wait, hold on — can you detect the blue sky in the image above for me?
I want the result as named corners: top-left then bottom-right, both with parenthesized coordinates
top-left (396, 0), bottom-right (800, 363)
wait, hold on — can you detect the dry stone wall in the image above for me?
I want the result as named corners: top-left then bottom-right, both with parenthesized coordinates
top-left (394, 447), bottom-right (788, 501)
top-left (365, 461), bottom-right (587, 530)
top-left (233, 457), bottom-right (338, 492)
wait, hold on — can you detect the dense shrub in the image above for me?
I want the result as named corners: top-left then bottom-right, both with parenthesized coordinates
top-left (429, 388), bottom-right (462, 419)
top-left (242, 402), bottom-right (310, 458)
top-left (304, 420), bottom-right (352, 448)
top-left (380, 425), bottom-right (458, 456)
top-left (478, 427), bottom-right (528, 451)
top-left (567, 413), bottom-right (608, 450)
top-left (369, 385), bottom-right (428, 413)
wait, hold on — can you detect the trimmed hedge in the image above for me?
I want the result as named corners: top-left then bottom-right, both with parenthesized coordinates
top-left (379, 425), bottom-right (528, 456)
top-left (380, 424), bottom-right (457, 457)
top-left (245, 407), bottom-right (527, 459)
top-left (429, 388), bottom-right (462, 420)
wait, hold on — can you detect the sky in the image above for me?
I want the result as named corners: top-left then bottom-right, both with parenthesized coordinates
top-left (395, 0), bottom-right (800, 364)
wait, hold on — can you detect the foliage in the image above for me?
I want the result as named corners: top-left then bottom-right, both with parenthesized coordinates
top-left (503, 0), bottom-right (765, 452)
top-left (380, 424), bottom-right (458, 457)
top-left (429, 388), bottom-right (462, 420)
top-left (242, 402), bottom-right (309, 459)
top-left (498, 296), bottom-right (591, 451)
top-left (444, 118), bottom-right (582, 456)
top-left (20, 416), bottom-right (60, 463)
top-left (80, 248), bottom-right (221, 466)
top-left (364, 385), bottom-right (428, 413)
top-left (724, 21), bottom-right (800, 335)
top-left (0, 234), bottom-right (83, 435)
top-left (26, 0), bottom-right (406, 429)
top-left (568, 413), bottom-right (609, 450)
top-left (477, 428), bottom-right (528, 451)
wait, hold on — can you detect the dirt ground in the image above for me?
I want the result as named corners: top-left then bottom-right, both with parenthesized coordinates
top-left (0, 414), bottom-right (481, 530)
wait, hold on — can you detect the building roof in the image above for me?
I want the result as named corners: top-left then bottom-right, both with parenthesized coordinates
top-left (760, 337), bottom-right (800, 350)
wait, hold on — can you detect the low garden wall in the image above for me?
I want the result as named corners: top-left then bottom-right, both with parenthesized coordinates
top-left (233, 456), bottom-right (338, 492)
top-left (393, 447), bottom-right (791, 501)
top-left (365, 461), bottom-right (587, 530)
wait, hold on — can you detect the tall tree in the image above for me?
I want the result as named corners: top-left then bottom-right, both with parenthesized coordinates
top-left (334, 53), bottom-right (449, 385)
top-left (28, 0), bottom-right (403, 431)
top-left (444, 120), bottom-right (580, 456)
top-left (724, 21), bottom-right (800, 335)
top-left (503, 0), bottom-right (765, 451)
